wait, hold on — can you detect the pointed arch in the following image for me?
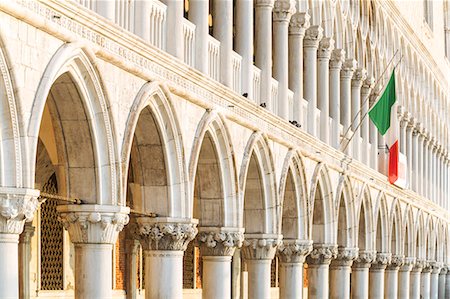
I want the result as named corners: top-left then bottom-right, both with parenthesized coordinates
top-left (414, 210), bottom-right (426, 259)
top-left (356, 184), bottom-right (375, 251)
top-left (373, 191), bottom-right (389, 252)
top-left (403, 205), bottom-right (415, 257)
top-left (389, 198), bottom-right (403, 255)
top-left (334, 175), bottom-right (357, 248)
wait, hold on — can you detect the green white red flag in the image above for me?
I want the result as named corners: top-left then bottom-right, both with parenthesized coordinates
top-left (368, 70), bottom-right (400, 185)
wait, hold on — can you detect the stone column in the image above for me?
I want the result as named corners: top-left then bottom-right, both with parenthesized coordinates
top-left (255, 0), bottom-right (275, 108)
top-left (136, 217), bottom-right (198, 299)
top-left (189, 0), bottom-right (209, 74)
top-left (306, 243), bottom-right (338, 299)
top-left (351, 250), bottom-right (376, 299)
top-left (57, 204), bottom-right (130, 299)
top-left (19, 224), bottom-right (35, 299)
top-left (329, 247), bottom-right (358, 299)
top-left (384, 255), bottom-right (404, 298)
top-left (165, 0), bottom-right (184, 59)
top-left (96, 1), bottom-right (115, 21)
top-left (417, 129), bottom-right (425, 195)
top-left (447, 264), bottom-right (450, 299)
top-left (405, 117), bottom-right (413, 187)
top-left (340, 59), bottom-right (357, 153)
top-left (0, 188), bottom-right (39, 299)
top-left (277, 240), bottom-right (312, 299)
top-left (369, 94), bottom-right (380, 169)
top-left (360, 77), bottom-right (374, 164)
top-left (411, 122), bottom-right (419, 191)
top-left (273, 0), bottom-right (295, 119)
top-left (235, 0), bottom-right (253, 98)
top-left (398, 257), bottom-right (415, 299)
top-left (350, 68), bottom-right (367, 160)
top-left (420, 261), bottom-right (432, 299)
top-left (303, 25), bottom-right (323, 136)
top-left (410, 259), bottom-right (425, 299)
top-left (241, 234), bottom-right (281, 299)
top-left (289, 12), bottom-right (309, 124)
top-left (438, 265), bottom-right (448, 299)
top-left (125, 238), bottom-right (139, 299)
top-left (197, 227), bottom-right (244, 299)
top-left (429, 262), bottom-right (442, 299)
top-left (369, 253), bottom-right (391, 299)
top-left (329, 49), bottom-right (345, 149)
top-left (317, 37), bottom-right (334, 143)
top-left (214, 0), bottom-right (233, 87)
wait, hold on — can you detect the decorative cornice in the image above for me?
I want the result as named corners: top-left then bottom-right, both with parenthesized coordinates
top-left (0, 188), bottom-right (40, 234)
top-left (277, 239), bottom-right (313, 263)
top-left (197, 227), bottom-right (244, 256)
top-left (317, 37), bottom-right (335, 59)
top-left (241, 234), bottom-right (281, 260)
top-left (371, 252), bottom-right (392, 269)
top-left (331, 247), bottom-right (359, 267)
top-left (306, 243), bottom-right (338, 265)
top-left (330, 49), bottom-right (346, 70)
top-left (353, 250), bottom-right (376, 268)
top-left (57, 204), bottom-right (130, 244)
top-left (273, 0), bottom-right (296, 22)
top-left (137, 217), bottom-right (198, 251)
top-left (341, 59), bottom-right (358, 79)
top-left (303, 25), bottom-right (323, 48)
top-left (289, 12), bottom-right (310, 35)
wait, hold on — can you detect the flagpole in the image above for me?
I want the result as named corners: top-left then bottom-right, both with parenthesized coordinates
top-left (341, 54), bottom-right (404, 153)
top-left (340, 49), bottom-right (400, 145)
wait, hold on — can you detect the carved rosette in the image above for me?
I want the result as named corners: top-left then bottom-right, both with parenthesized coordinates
top-left (306, 243), bottom-right (338, 265)
top-left (386, 254), bottom-right (404, 270)
top-left (197, 227), bottom-right (244, 256)
top-left (341, 59), bottom-right (357, 79)
top-left (351, 68), bottom-right (368, 88)
top-left (330, 49), bottom-right (346, 70)
top-left (330, 247), bottom-right (359, 267)
top-left (137, 217), bottom-right (198, 251)
top-left (57, 204), bottom-right (130, 244)
top-left (241, 234), bottom-right (281, 260)
top-left (353, 250), bottom-right (376, 268)
top-left (277, 239), bottom-right (313, 263)
top-left (317, 37), bottom-right (335, 59)
top-left (0, 188), bottom-right (40, 235)
top-left (371, 252), bottom-right (392, 270)
top-left (303, 25), bottom-right (324, 48)
top-left (289, 12), bottom-right (310, 35)
top-left (400, 257), bottom-right (416, 272)
top-left (273, 0), bottom-right (296, 22)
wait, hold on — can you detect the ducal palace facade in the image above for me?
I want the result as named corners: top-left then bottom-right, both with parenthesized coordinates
top-left (0, 0), bottom-right (449, 298)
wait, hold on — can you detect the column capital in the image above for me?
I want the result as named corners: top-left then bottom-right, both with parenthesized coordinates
top-left (19, 224), bottom-right (35, 243)
top-left (353, 250), bottom-right (376, 268)
top-left (241, 233), bottom-right (281, 260)
top-left (289, 12), bottom-right (310, 35)
top-left (421, 260), bottom-right (433, 273)
top-left (412, 258), bottom-right (426, 272)
top-left (330, 49), bottom-right (346, 69)
top-left (440, 264), bottom-right (449, 275)
top-left (306, 243), bottom-right (338, 265)
top-left (340, 59), bottom-right (357, 79)
top-left (361, 76), bottom-right (375, 96)
top-left (277, 239), bottom-right (312, 263)
top-left (136, 217), bottom-right (198, 251)
top-left (197, 227), bottom-right (244, 256)
top-left (303, 25), bottom-right (323, 48)
top-left (399, 256), bottom-right (416, 272)
top-left (255, 0), bottom-right (275, 8)
top-left (317, 37), bottom-right (335, 59)
top-left (57, 204), bottom-right (130, 244)
top-left (430, 261), bottom-right (443, 274)
top-left (386, 254), bottom-right (404, 270)
top-left (0, 187), bottom-right (40, 234)
top-left (371, 252), bottom-right (392, 270)
top-left (351, 67), bottom-right (367, 87)
top-left (331, 247), bottom-right (359, 267)
top-left (273, 0), bottom-right (296, 22)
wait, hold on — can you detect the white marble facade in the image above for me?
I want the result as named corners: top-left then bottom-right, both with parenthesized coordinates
top-left (0, 0), bottom-right (449, 298)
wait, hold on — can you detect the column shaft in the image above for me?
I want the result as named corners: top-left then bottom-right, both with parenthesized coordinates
top-left (306, 244), bottom-right (337, 299)
top-left (19, 225), bottom-right (35, 299)
top-left (369, 253), bottom-right (391, 299)
top-left (247, 260), bottom-right (271, 299)
top-left (421, 269), bottom-right (431, 299)
top-left (329, 49), bottom-right (345, 149)
top-left (0, 234), bottom-right (20, 299)
top-left (279, 263), bottom-right (303, 299)
top-left (213, 0), bottom-right (233, 87)
top-left (189, 0), bottom-right (209, 73)
top-left (340, 59), bottom-right (357, 154)
top-left (317, 38), bottom-right (334, 143)
top-left (203, 256), bottom-right (233, 299)
top-left (351, 267), bottom-right (370, 299)
top-left (165, 0), bottom-right (184, 59)
top-left (235, 0), bottom-right (253, 98)
top-left (398, 259), bottom-right (414, 299)
top-left (350, 68), bottom-right (367, 160)
top-left (385, 268), bottom-right (399, 298)
top-left (360, 78), bottom-right (374, 165)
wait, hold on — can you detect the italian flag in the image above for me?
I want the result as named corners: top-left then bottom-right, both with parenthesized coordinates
top-left (368, 70), bottom-right (399, 184)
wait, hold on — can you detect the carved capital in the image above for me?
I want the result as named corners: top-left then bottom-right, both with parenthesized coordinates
top-left (421, 260), bottom-right (432, 273)
top-left (361, 76), bottom-right (375, 97)
top-left (371, 252), bottom-right (391, 269)
top-left (57, 204), bottom-right (130, 244)
top-left (399, 257), bottom-right (416, 272)
top-left (0, 188), bottom-right (40, 234)
top-left (331, 247), bottom-right (359, 267)
top-left (137, 217), bottom-right (198, 251)
top-left (289, 12), bottom-right (310, 35)
top-left (353, 250), bottom-right (376, 268)
top-left (330, 49), bottom-right (346, 69)
top-left (241, 234), bottom-right (281, 260)
top-left (351, 68), bottom-right (367, 87)
top-left (440, 265), bottom-right (449, 275)
top-left (317, 37), bottom-right (335, 59)
top-left (273, 0), bottom-right (296, 22)
top-left (412, 259), bottom-right (426, 272)
top-left (277, 239), bottom-right (313, 263)
top-left (387, 254), bottom-right (404, 270)
top-left (303, 26), bottom-right (323, 48)
top-left (306, 243), bottom-right (338, 265)
top-left (340, 59), bottom-right (357, 79)
top-left (197, 227), bottom-right (244, 256)
top-left (19, 224), bottom-right (35, 243)
top-left (255, 0), bottom-right (275, 8)
top-left (430, 261), bottom-right (443, 274)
